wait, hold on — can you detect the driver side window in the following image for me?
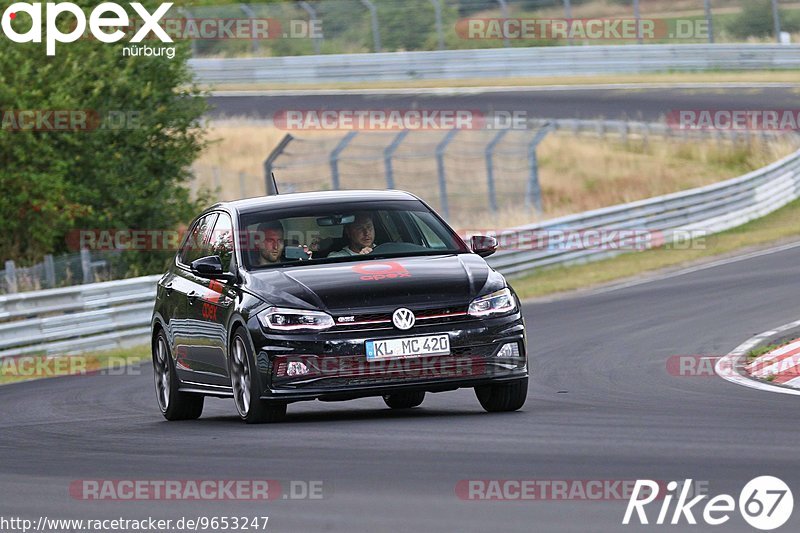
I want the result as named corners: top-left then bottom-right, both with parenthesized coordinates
top-left (209, 213), bottom-right (235, 272)
top-left (179, 213), bottom-right (217, 266)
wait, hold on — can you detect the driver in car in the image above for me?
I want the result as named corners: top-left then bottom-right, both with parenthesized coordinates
top-left (253, 221), bottom-right (285, 266)
top-left (329, 213), bottom-right (375, 257)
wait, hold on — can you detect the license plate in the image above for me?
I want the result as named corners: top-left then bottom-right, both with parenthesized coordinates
top-left (365, 334), bottom-right (450, 361)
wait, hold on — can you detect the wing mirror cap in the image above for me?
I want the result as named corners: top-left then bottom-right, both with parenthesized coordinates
top-left (471, 235), bottom-right (498, 258)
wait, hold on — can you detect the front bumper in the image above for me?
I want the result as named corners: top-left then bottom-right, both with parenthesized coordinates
top-left (247, 312), bottom-right (527, 403)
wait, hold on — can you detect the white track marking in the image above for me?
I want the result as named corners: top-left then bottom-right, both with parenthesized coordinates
top-left (716, 319), bottom-right (800, 396)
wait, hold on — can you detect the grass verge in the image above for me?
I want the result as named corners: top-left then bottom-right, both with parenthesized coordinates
top-left (0, 345), bottom-right (149, 386)
top-left (205, 71), bottom-right (800, 92)
top-left (510, 197), bottom-right (800, 300)
top-left (747, 342), bottom-right (790, 362)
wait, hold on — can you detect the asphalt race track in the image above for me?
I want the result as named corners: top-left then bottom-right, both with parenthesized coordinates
top-left (2, 242), bottom-right (800, 532)
top-left (208, 86), bottom-right (800, 122)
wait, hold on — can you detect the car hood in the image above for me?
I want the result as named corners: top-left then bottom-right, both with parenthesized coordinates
top-left (243, 254), bottom-right (505, 312)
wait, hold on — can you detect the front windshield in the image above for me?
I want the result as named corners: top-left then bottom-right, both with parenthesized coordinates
top-left (239, 200), bottom-right (468, 270)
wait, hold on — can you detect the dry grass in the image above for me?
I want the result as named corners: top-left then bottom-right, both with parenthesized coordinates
top-left (193, 119), bottom-right (796, 230)
top-left (205, 71), bottom-right (800, 92)
top-left (0, 347), bottom-right (148, 386)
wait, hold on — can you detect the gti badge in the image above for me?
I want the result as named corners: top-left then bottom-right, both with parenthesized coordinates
top-left (392, 308), bottom-right (415, 330)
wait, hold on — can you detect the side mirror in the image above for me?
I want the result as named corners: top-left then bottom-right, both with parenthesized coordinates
top-left (471, 235), bottom-right (498, 258)
top-left (191, 255), bottom-right (234, 281)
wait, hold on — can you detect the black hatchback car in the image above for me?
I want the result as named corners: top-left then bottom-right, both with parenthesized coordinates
top-left (151, 190), bottom-right (527, 423)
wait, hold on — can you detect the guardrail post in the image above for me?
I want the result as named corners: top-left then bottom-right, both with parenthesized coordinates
top-left (44, 254), bottom-right (55, 288)
top-left (596, 121), bottom-right (605, 138)
top-left (360, 0), bottom-right (382, 52)
top-left (620, 122), bottom-right (629, 144)
top-left (264, 133), bottom-right (294, 194)
top-left (80, 248), bottom-right (92, 284)
top-left (178, 8), bottom-right (198, 57)
top-left (703, 0), bottom-right (714, 44)
top-left (384, 130), bottom-right (409, 189)
top-left (4, 260), bottom-right (17, 294)
top-left (429, 0), bottom-right (445, 50)
top-left (239, 4), bottom-right (259, 54)
top-left (299, 1), bottom-right (322, 55)
top-left (212, 166), bottom-right (221, 192)
top-left (527, 124), bottom-right (552, 213)
top-left (497, 0), bottom-right (511, 48)
top-left (330, 131), bottom-right (358, 190)
top-left (772, 0), bottom-right (782, 43)
top-left (563, 0), bottom-right (573, 46)
top-left (436, 129), bottom-right (459, 219)
top-left (239, 172), bottom-right (247, 198)
top-left (485, 130), bottom-right (508, 214)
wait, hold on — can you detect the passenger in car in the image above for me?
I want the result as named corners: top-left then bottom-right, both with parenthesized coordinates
top-left (328, 213), bottom-right (376, 257)
top-left (253, 221), bottom-right (285, 266)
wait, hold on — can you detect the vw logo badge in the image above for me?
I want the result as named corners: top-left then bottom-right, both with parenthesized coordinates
top-left (392, 308), bottom-right (415, 330)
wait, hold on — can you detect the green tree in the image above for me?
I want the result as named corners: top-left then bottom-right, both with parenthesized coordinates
top-left (0, 0), bottom-right (208, 272)
top-left (727, 0), bottom-right (800, 39)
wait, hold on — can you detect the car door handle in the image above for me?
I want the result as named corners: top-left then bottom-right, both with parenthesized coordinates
top-left (187, 291), bottom-right (199, 304)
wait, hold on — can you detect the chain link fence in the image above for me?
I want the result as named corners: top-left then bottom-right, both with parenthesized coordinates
top-left (0, 250), bottom-right (152, 295)
top-left (189, 118), bottom-right (798, 228)
top-left (178, 0), bottom-right (798, 58)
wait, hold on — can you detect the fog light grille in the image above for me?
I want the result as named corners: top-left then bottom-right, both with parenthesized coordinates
top-left (496, 343), bottom-right (520, 358)
top-left (286, 361), bottom-right (310, 376)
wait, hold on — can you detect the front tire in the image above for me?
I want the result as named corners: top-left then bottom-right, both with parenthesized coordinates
top-left (475, 378), bottom-right (528, 412)
top-left (153, 330), bottom-right (204, 421)
top-left (383, 391), bottom-right (425, 409)
top-left (230, 328), bottom-right (287, 424)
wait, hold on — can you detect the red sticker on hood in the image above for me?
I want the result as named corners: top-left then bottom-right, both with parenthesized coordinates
top-left (351, 262), bottom-right (411, 281)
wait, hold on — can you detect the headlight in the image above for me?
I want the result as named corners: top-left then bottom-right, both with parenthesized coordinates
top-left (258, 307), bottom-right (334, 331)
top-left (468, 288), bottom-right (517, 317)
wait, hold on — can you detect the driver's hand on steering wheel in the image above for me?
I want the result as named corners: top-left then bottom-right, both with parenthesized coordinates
top-left (358, 246), bottom-right (373, 255)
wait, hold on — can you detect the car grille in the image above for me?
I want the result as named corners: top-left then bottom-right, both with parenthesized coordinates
top-left (332, 305), bottom-right (470, 331)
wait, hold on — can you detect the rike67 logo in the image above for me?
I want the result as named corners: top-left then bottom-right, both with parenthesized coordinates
top-left (1, 2), bottom-right (173, 55)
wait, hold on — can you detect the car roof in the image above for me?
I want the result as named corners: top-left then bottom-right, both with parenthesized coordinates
top-left (209, 189), bottom-right (421, 216)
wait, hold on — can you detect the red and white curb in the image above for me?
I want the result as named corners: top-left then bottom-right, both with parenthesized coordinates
top-left (716, 319), bottom-right (800, 396)
top-left (747, 338), bottom-right (800, 386)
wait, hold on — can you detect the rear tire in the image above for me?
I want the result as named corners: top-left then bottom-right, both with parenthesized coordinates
top-left (383, 391), bottom-right (425, 409)
top-left (153, 330), bottom-right (204, 421)
top-left (475, 378), bottom-right (528, 412)
top-left (230, 328), bottom-right (287, 424)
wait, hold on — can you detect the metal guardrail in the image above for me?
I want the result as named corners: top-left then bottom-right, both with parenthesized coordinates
top-left (3, 122), bottom-right (799, 358)
top-left (190, 44), bottom-right (800, 85)
top-left (0, 276), bottom-right (159, 357)
top-left (486, 146), bottom-right (800, 276)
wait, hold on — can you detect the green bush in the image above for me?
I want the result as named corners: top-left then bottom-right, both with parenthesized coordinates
top-left (726, 0), bottom-right (799, 39)
top-left (0, 1), bottom-right (209, 273)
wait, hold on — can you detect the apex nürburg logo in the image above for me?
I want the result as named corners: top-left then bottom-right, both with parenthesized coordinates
top-left (1, 2), bottom-right (173, 55)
